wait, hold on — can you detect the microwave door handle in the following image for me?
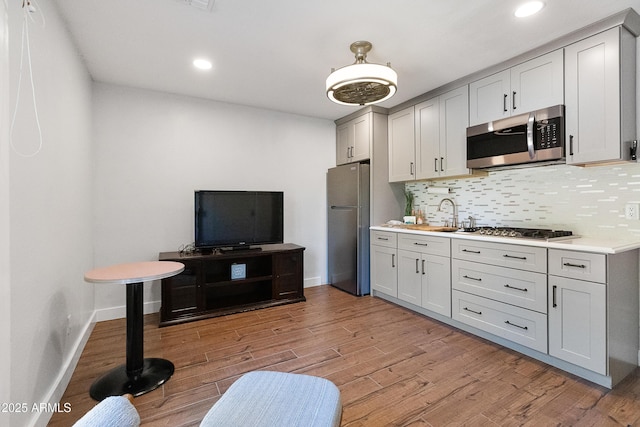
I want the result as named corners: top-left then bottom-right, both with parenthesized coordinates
top-left (527, 112), bottom-right (535, 159)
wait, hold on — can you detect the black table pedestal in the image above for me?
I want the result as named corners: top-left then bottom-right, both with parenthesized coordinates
top-left (90, 282), bottom-right (174, 401)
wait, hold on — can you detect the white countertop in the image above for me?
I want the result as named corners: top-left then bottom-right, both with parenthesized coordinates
top-left (370, 225), bottom-right (640, 254)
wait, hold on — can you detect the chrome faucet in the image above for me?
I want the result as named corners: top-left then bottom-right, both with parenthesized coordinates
top-left (437, 198), bottom-right (458, 228)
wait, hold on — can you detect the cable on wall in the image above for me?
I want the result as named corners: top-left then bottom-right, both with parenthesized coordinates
top-left (9, 0), bottom-right (45, 157)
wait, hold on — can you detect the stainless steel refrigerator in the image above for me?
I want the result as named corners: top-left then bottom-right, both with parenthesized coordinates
top-left (327, 163), bottom-right (370, 295)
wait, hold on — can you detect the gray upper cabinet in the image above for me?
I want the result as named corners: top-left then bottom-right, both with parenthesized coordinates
top-left (469, 49), bottom-right (564, 126)
top-left (565, 27), bottom-right (637, 165)
top-left (336, 112), bottom-right (371, 165)
top-left (388, 106), bottom-right (416, 182)
top-left (389, 86), bottom-right (470, 182)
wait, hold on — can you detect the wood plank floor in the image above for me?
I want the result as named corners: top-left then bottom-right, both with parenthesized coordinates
top-left (49, 285), bottom-right (640, 426)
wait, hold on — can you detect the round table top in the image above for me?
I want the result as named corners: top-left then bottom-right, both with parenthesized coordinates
top-left (84, 261), bottom-right (185, 285)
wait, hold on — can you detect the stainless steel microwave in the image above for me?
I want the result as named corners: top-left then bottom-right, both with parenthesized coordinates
top-left (466, 105), bottom-right (565, 169)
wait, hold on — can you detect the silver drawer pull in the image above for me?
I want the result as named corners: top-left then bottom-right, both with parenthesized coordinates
top-left (503, 254), bottom-right (527, 260)
top-left (414, 242), bottom-right (429, 246)
top-left (563, 262), bottom-right (586, 269)
top-left (504, 284), bottom-right (528, 292)
top-left (377, 237), bottom-right (389, 241)
top-left (505, 320), bottom-right (528, 330)
top-left (463, 275), bottom-right (482, 282)
top-left (462, 249), bottom-right (481, 254)
top-left (463, 307), bottom-right (482, 315)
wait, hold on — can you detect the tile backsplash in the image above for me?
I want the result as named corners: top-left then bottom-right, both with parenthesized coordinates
top-left (406, 162), bottom-right (640, 240)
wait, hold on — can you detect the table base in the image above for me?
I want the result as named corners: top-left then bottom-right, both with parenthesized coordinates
top-left (89, 358), bottom-right (175, 401)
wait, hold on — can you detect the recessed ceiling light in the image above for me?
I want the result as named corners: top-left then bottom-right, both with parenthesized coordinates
top-left (515, 1), bottom-right (545, 18)
top-left (193, 58), bottom-right (212, 70)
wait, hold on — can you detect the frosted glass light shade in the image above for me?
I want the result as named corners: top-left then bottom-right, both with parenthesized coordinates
top-left (326, 41), bottom-right (398, 106)
top-left (326, 62), bottom-right (397, 106)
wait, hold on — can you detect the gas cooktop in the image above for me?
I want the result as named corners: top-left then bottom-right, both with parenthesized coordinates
top-left (465, 227), bottom-right (574, 241)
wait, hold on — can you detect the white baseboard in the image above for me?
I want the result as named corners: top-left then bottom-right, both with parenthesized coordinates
top-left (95, 300), bottom-right (162, 322)
top-left (304, 276), bottom-right (322, 287)
top-left (30, 312), bottom-right (96, 427)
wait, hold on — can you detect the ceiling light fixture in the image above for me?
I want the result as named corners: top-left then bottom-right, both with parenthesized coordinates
top-left (193, 58), bottom-right (212, 70)
top-left (326, 41), bottom-right (397, 106)
top-left (515, 1), bottom-right (545, 17)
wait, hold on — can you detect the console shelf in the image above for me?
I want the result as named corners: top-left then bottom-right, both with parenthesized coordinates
top-left (158, 243), bottom-right (305, 327)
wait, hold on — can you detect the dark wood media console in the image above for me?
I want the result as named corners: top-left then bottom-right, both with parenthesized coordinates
top-left (158, 244), bottom-right (305, 327)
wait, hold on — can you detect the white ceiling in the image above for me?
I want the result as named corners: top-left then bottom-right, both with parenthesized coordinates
top-left (51, 0), bottom-right (640, 121)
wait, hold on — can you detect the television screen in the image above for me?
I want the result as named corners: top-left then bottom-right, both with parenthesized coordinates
top-left (194, 191), bottom-right (284, 250)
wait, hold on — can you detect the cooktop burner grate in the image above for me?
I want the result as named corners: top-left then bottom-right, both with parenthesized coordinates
top-left (470, 227), bottom-right (574, 240)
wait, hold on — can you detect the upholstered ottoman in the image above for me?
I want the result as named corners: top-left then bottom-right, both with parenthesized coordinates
top-left (200, 371), bottom-right (342, 427)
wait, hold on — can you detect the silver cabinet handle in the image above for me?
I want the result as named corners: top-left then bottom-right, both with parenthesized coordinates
top-left (503, 94), bottom-right (508, 112)
top-left (504, 254), bottom-right (527, 260)
top-left (391, 254), bottom-right (395, 268)
top-left (440, 157), bottom-right (444, 172)
top-left (415, 259), bottom-right (420, 274)
top-left (462, 249), bottom-right (481, 254)
top-left (413, 242), bottom-right (428, 247)
top-left (410, 162), bottom-right (415, 175)
top-left (552, 285), bottom-right (557, 308)
top-left (421, 259), bottom-right (425, 275)
top-left (464, 307), bottom-right (482, 315)
top-left (434, 158), bottom-right (438, 172)
top-left (512, 91), bottom-right (517, 110)
top-left (377, 237), bottom-right (389, 241)
top-left (463, 275), bottom-right (482, 282)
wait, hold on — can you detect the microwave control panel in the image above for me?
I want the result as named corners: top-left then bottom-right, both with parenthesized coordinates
top-left (536, 117), bottom-right (563, 149)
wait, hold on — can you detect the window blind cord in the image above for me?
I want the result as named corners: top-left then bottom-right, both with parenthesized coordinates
top-left (10, 1), bottom-right (45, 158)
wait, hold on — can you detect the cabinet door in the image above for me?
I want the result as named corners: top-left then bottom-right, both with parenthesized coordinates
top-left (469, 69), bottom-right (510, 126)
top-left (397, 249), bottom-right (422, 305)
top-left (351, 113), bottom-right (371, 163)
top-left (388, 107), bottom-right (416, 182)
top-left (439, 86), bottom-right (469, 177)
top-left (336, 122), bottom-right (351, 165)
top-left (565, 27), bottom-right (622, 165)
top-left (371, 245), bottom-right (398, 297)
top-left (414, 97), bottom-right (440, 180)
top-left (548, 276), bottom-right (606, 374)
top-left (273, 251), bottom-right (303, 299)
top-left (510, 49), bottom-right (564, 114)
top-left (421, 254), bottom-right (451, 317)
top-left (161, 260), bottom-right (201, 322)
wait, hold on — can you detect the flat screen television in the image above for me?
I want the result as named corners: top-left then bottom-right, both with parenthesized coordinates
top-left (194, 190), bottom-right (284, 252)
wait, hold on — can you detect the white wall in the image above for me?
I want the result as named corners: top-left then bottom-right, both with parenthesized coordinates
top-left (7, 1), bottom-right (94, 426)
top-left (92, 83), bottom-right (335, 317)
top-left (0, 0), bottom-right (11, 410)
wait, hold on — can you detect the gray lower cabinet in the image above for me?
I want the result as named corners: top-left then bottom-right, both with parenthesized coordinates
top-left (548, 249), bottom-right (638, 384)
top-left (451, 240), bottom-right (548, 353)
top-left (370, 228), bottom-right (640, 388)
top-left (370, 230), bottom-right (398, 297)
top-left (397, 234), bottom-right (451, 317)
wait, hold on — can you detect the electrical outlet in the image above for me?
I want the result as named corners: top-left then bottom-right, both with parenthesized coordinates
top-left (625, 203), bottom-right (640, 220)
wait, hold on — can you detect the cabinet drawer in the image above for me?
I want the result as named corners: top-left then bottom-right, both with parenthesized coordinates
top-left (371, 230), bottom-right (398, 248)
top-left (398, 234), bottom-right (450, 257)
top-left (452, 239), bottom-right (546, 273)
top-left (452, 290), bottom-right (548, 353)
top-left (452, 259), bottom-right (547, 313)
top-left (548, 249), bottom-right (606, 283)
